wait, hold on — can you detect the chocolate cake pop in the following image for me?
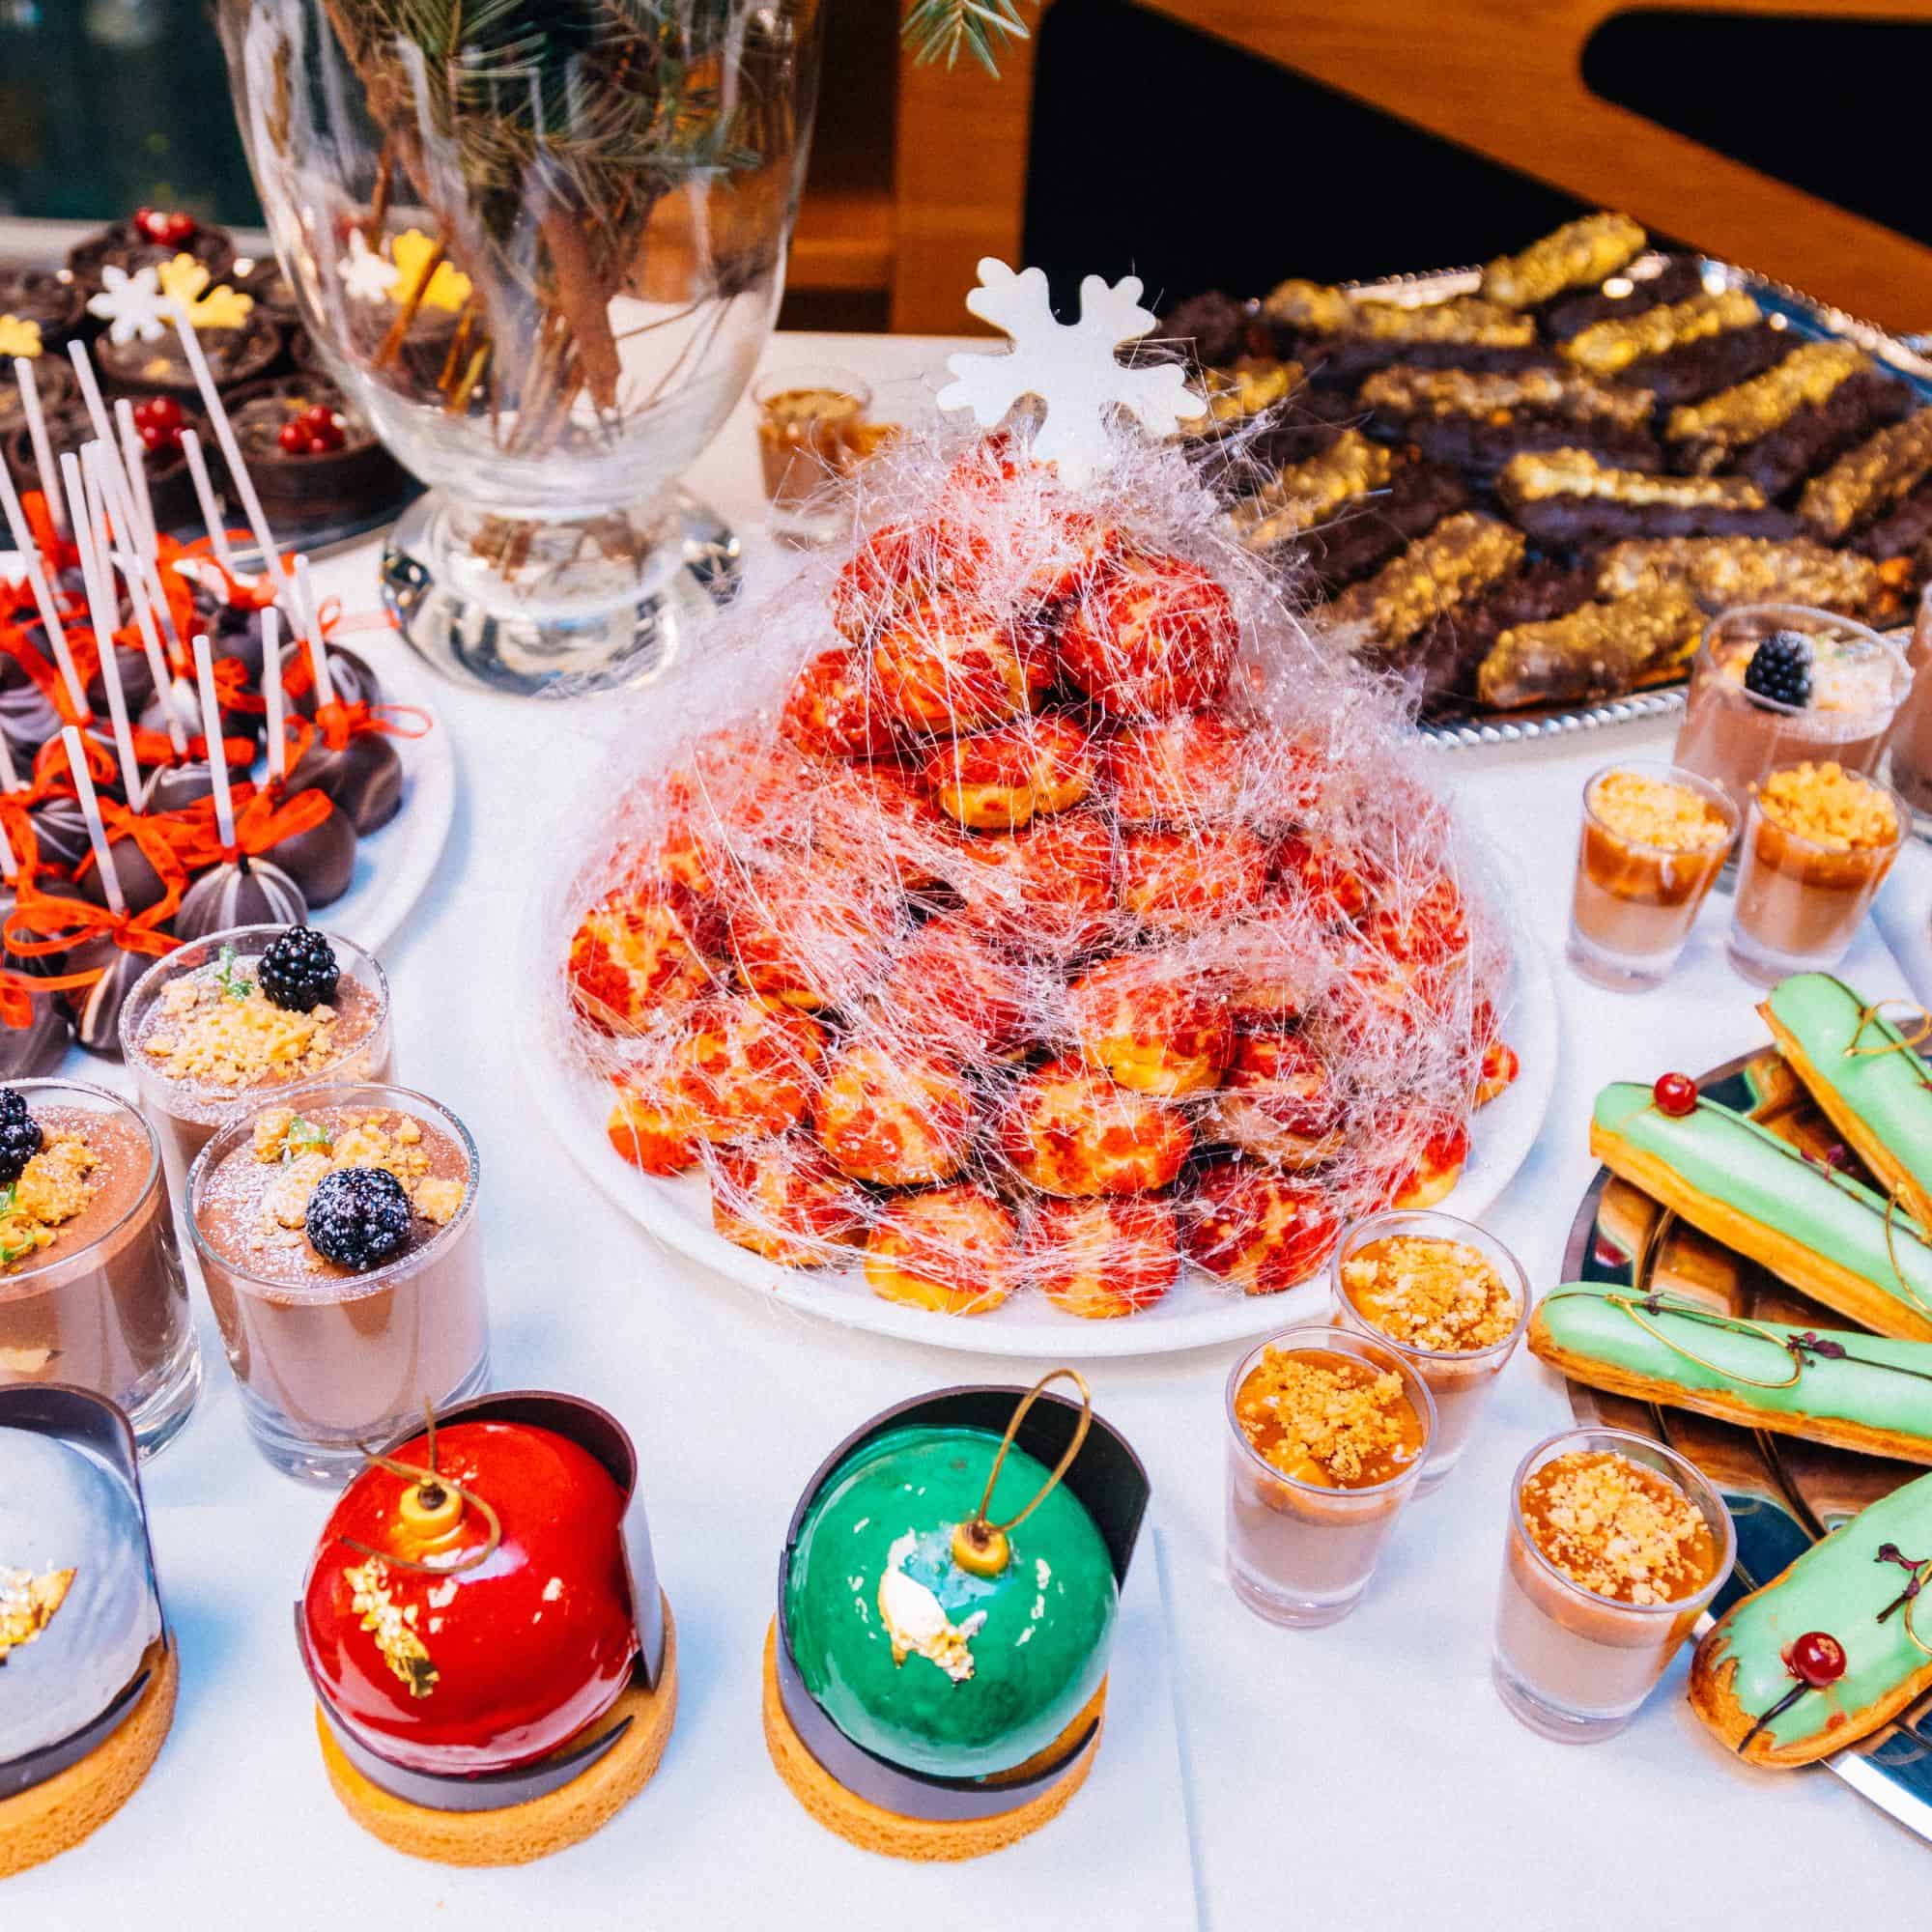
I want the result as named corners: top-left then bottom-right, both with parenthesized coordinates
top-left (0, 989), bottom-right (70, 1076)
top-left (287, 559), bottom-right (402, 834)
top-left (282, 638), bottom-right (383, 717)
top-left (174, 853), bottom-right (307, 936)
top-left (71, 832), bottom-right (171, 917)
top-left (26, 795), bottom-right (92, 875)
top-left (59, 930), bottom-right (152, 1056)
top-left (0, 653), bottom-right (64, 758)
top-left (253, 607), bottom-right (357, 907)
top-left (86, 642), bottom-right (155, 722)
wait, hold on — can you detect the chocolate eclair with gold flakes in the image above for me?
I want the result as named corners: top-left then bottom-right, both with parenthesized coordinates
top-left (1561, 286), bottom-right (1764, 379)
top-left (1665, 342), bottom-right (1913, 496)
top-left (1405, 560), bottom-right (1598, 711)
top-left (1593, 535), bottom-right (1895, 621)
top-left (1800, 410), bottom-right (1932, 542)
top-left (1357, 362), bottom-right (1661, 475)
top-left (1474, 586), bottom-right (1704, 712)
top-left (1479, 211), bottom-right (1648, 311)
top-left (1497, 447), bottom-right (1796, 544)
top-left (1326, 511), bottom-right (1526, 658)
top-left (1260, 281), bottom-right (1546, 381)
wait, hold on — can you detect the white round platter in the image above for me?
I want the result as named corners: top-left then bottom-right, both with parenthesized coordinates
top-left (523, 925), bottom-right (1558, 1359)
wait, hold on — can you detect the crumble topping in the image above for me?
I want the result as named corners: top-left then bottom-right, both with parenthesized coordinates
top-left (1235, 1347), bottom-right (1423, 1490)
top-left (1587, 769), bottom-right (1733, 853)
top-left (1800, 410), bottom-right (1932, 539)
top-left (1328, 512), bottom-right (1525, 649)
top-left (1499, 446), bottom-right (1767, 509)
top-left (0, 1133), bottom-right (101, 1271)
top-left (244, 1107), bottom-right (465, 1255)
top-left (1481, 212), bottom-right (1646, 309)
top-left (1755, 762), bottom-right (1899, 851)
top-left (1341, 1234), bottom-right (1521, 1352)
top-left (1594, 536), bottom-right (1883, 613)
top-left (141, 952), bottom-right (343, 1089)
top-left (1231, 429), bottom-right (1394, 545)
top-left (1666, 341), bottom-right (1864, 461)
top-left (1520, 1449), bottom-right (1715, 1605)
top-left (1261, 281), bottom-right (1535, 348)
top-left (1560, 287), bottom-right (1762, 377)
top-left (1360, 362), bottom-right (1654, 429)
top-left (0, 1564), bottom-right (74, 1659)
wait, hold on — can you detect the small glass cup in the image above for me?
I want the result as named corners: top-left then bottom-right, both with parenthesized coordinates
top-left (1727, 769), bottom-right (1907, 984)
top-left (1492, 1427), bottom-right (1734, 1744)
top-left (1328, 1210), bottom-right (1530, 1492)
top-left (1672, 604), bottom-right (1910, 819)
top-left (119, 924), bottom-right (395, 1201)
top-left (1224, 1325), bottom-right (1435, 1628)
top-left (753, 364), bottom-right (874, 547)
top-left (0, 1081), bottom-right (200, 1455)
top-left (1888, 581), bottom-right (1932, 818)
top-left (186, 1081), bottom-right (488, 1484)
top-left (1568, 760), bottom-right (1739, 990)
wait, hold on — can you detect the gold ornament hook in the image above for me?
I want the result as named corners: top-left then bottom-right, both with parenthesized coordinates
top-left (952, 1369), bottom-right (1094, 1579)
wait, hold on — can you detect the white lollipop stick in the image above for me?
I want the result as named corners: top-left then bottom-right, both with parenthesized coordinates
top-left (94, 455), bottom-right (186, 755)
top-left (0, 816), bottom-right (16, 885)
top-left (0, 459), bottom-right (86, 717)
top-left (0, 732), bottom-right (19, 796)
top-left (179, 428), bottom-right (236, 572)
top-left (13, 357), bottom-right (65, 534)
top-left (65, 344), bottom-right (131, 501)
top-left (262, 605), bottom-right (286, 781)
top-left (75, 446), bottom-right (145, 812)
top-left (112, 398), bottom-right (158, 557)
top-left (294, 554), bottom-right (337, 706)
top-left (61, 724), bottom-right (124, 917)
top-left (191, 635), bottom-right (236, 850)
top-left (169, 308), bottom-right (287, 583)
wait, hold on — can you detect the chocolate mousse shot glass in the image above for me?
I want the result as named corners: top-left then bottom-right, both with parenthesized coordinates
top-left (1225, 1325), bottom-right (1435, 1627)
top-left (186, 1083), bottom-right (486, 1483)
top-left (1727, 762), bottom-right (1907, 984)
top-left (0, 1081), bottom-right (200, 1454)
top-left (1569, 761), bottom-right (1737, 990)
top-left (1492, 1429), bottom-right (1732, 1744)
top-left (1672, 605), bottom-right (1910, 821)
top-left (120, 925), bottom-right (394, 1199)
top-left (1329, 1211), bottom-right (1529, 1492)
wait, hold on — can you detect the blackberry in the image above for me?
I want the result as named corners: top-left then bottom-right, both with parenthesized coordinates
top-left (259, 926), bottom-right (341, 1012)
top-left (0, 1089), bottom-right (42, 1187)
top-left (305, 1167), bottom-right (412, 1269)
top-left (1742, 630), bottom-right (1814, 709)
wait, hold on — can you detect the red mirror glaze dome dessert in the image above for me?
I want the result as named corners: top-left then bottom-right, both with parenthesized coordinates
top-left (300, 1420), bottom-right (639, 1775)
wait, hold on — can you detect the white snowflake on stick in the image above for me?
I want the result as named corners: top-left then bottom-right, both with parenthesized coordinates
top-left (85, 264), bottom-right (171, 345)
top-left (936, 259), bottom-right (1201, 485)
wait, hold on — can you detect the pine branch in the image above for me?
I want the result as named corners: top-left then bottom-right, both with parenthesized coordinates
top-left (900, 0), bottom-right (1034, 76)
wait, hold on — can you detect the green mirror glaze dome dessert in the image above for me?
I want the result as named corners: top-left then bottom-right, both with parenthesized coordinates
top-left (783, 1423), bottom-right (1118, 1780)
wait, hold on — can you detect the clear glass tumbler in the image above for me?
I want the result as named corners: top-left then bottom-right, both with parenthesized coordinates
top-left (1567, 759), bottom-right (1738, 990)
top-left (753, 364), bottom-right (874, 547)
top-left (1492, 1427), bottom-right (1733, 1743)
top-left (1224, 1325), bottom-right (1435, 1628)
top-left (119, 923), bottom-right (394, 1201)
top-left (1329, 1209), bottom-right (1530, 1492)
top-left (186, 1081), bottom-right (487, 1483)
top-left (0, 1080), bottom-right (200, 1455)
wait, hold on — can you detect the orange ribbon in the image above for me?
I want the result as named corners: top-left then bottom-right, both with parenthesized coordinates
top-left (0, 968), bottom-right (39, 1031)
top-left (304, 696), bottom-right (431, 756)
top-left (161, 781), bottom-right (335, 873)
top-left (28, 729), bottom-right (117, 801)
top-left (6, 864), bottom-right (181, 993)
top-left (0, 619), bottom-right (98, 728)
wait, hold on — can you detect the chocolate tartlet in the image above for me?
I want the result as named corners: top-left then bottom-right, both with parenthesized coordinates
top-left (95, 309), bottom-right (284, 403)
top-left (0, 270), bottom-right (84, 359)
top-left (224, 375), bottom-right (406, 523)
top-left (67, 210), bottom-right (234, 296)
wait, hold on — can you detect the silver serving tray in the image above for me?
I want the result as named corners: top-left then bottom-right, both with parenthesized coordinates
top-left (1559, 1044), bottom-right (1932, 1842)
top-left (1320, 253), bottom-right (1932, 750)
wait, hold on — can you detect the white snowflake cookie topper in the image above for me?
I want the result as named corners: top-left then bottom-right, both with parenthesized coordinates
top-left (936, 259), bottom-right (1201, 485)
top-left (85, 264), bottom-right (171, 346)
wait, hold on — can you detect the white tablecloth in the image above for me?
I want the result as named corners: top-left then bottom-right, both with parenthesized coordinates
top-left (17, 333), bottom-right (1932, 1926)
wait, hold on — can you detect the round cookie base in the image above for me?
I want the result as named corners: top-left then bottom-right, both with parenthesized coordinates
top-left (0, 1634), bottom-right (178, 1878)
top-left (315, 1592), bottom-right (678, 1867)
top-left (759, 1619), bottom-right (1104, 1861)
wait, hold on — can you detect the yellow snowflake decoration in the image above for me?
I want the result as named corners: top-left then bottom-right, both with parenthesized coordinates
top-left (157, 253), bottom-right (256, 331)
top-left (0, 315), bottom-right (42, 357)
top-left (390, 229), bottom-right (472, 314)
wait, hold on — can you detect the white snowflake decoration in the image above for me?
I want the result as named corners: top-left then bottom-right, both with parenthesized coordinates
top-left (935, 259), bottom-right (1202, 485)
top-left (339, 230), bottom-right (400, 305)
top-left (85, 264), bottom-right (171, 346)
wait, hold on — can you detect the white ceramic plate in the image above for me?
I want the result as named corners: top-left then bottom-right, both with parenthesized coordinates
top-left (523, 927), bottom-right (1558, 1359)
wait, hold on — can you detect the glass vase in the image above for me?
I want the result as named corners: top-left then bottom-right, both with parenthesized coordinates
top-left (215, 0), bottom-right (824, 695)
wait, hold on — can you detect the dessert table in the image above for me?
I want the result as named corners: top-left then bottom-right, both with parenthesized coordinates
top-left (18, 331), bottom-right (1932, 1926)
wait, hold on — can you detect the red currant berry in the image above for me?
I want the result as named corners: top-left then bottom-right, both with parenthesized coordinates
top-left (133, 206), bottom-right (160, 242)
top-left (305, 434), bottom-right (332, 455)
top-left (277, 420), bottom-right (308, 454)
top-left (138, 424), bottom-right (169, 453)
top-left (1652, 1072), bottom-right (1697, 1118)
top-left (135, 395), bottom-right (185, 434)
top-left (1786, 1631), bottom-right (1846, 1688)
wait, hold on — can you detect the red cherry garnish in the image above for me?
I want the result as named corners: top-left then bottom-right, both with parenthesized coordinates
top-left (134, 395), bottom-right (185, 434)
top-left (133, 207), bottom-right (197, 247)
top-left (1786, 1631), bottom-right (1846, 1688)
top-left (1652, 1072), bottom-right (1698, 1118)
top-left (277, 420), bottom-right (308, 454)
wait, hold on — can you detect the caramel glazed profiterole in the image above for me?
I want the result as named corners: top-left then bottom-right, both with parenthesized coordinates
top-left (1587, 1080), bottom-right (1932, 1343)
top-left (1690, 1467), bottom-right (1932, 1766)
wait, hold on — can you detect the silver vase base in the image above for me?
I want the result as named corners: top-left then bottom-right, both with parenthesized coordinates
top-left (380, 489), bottom-right (742, 697)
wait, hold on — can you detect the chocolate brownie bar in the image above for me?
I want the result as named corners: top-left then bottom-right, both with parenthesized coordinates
top-left (1406, 560), bottom-right (1599, 710)
top-left (1498, 447), bottom-right (1797, 543)
top-left (1539, 254), bottom-right (1707, 343)
top-left (1562, 288), bottom-right (1763, 379)
top-left (1852, 475), bottom-right (1932, 571)
top-left (1151, 290), bottom-right (1254, 368)
top-left (1800, 409), bottom-right (1932, 540)
top-left (1481, 213), bottom-right (1647, 310)
top-left (1357, 364), bottom-right (1660, 474)
top-left (1261, 281), bottom-right (1548, 383)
